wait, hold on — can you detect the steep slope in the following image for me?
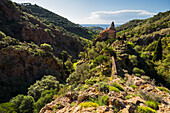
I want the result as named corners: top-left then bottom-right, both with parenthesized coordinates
top-left (18, 3), bottom-right (96, 40)
top-left (0, 0), bottom-right (89, 59)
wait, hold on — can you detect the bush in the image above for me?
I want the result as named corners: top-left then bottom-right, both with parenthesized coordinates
top-left (139, 90), bottom-right (162, 102)
top-left (145, 100), bottom-right (159, 109)
top-left (108, 86), bottom-right (120, 93)
top-left (137, 106), bottom-right (156, 113)
top-left (130, 85), bottom-right (137, 89)
top-left (85, 77), bottom-right (98, 85)
top-left (10, 95), bottom-right (35, 113)
top-left (34, 89), bottom-right (56, 112)
top-left (0, 102), bottom-right (17, 113)
top-left (157, 87), bottom-right (170, 94)
top-left (90, 95), bottom-right (109, 106)
top-left (79, 102), bottom-right (99, 108)
top-left (40, 43), bottom-right (53, 52)
top-left (110, 82), bottom-right (124, 91)
top-left (132, 67), bottom-right (145, 75)
top-left (129, 55), bottom-right (138, 66)
top-left (128, 42), bottom-right (135, 48)
top-left (96, 41), bottom-right (106, 52)
top-left (102, 47), bottom-right (116, 57)
top-left (98, 82), bottom-right (109, 93)
top-left (28, 75), bottom-right (59, 100)
top-left (88, 48), bottom-right (98, 60)
top-left (66, 63), bottom-right (90, 85)
top-left (93, 55), bottom-right (109, 66)
top-left (65, 59), bottom-right (73, 69)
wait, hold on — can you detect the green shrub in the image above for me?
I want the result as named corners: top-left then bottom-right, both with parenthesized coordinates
top-left (65, 60), bottom-right (73, 69)
top-left (70, 102), bottom-right (77, 107)
top-left (88, 48), bottom-right (99, 60)
top-left (132, 67), bottom-right (145, 75)
top-left (0, 102), bottom-right (17, 113)
top-left (102, 47), bottom-right (116, 57)
top-left (128, 42), bottom-right (135, 48)
top-left (130, 85), bottom-right (137, 89)
top-left (98, 82), bottom-right (109, 93)
top-left (0, 31), bottom-right (6, 39)
top-left (110, 82), bottom-right (124, 91)
top-left (34, 89), bottom-right (56, 112)
top-left (66, 63), bottom-right (90, 85)
top-left (90, 95), bottom-right (109, 106)
top-left (139, 90), bottom-right (162, 102)
top-left (125, 95), bottom-right (131, 99)
top-left (96, 41), bottom-right (107, 52)
top-left (145, 100), bottom-right (159, 109)
top-left (157, 87), bottom-right (170, 94)
top-left (137, 106), bottom-right (156, 113)
top-left (40, 43), bottom-right (53, 52)
top-left (79, 102), bottom-right (99, 108)
top-left (129, 55), bottom-right (138, 66)
top-left (85, 77), bottom-right (98, 85)
top-left (10, 95), bottom-right (35, 113)
top-left (93, 55), bottom-right (109, 66)
top-left (108, 86), bottom-right (120, 93)
top-left (28, 75), bottom-right (59, 100)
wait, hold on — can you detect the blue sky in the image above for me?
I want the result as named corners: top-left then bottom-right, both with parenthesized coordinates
top-left (12, 0), bottom-right (170, 24)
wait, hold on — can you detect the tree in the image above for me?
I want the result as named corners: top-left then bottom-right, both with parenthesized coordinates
top-left (10, 95), bottom-right (35, 113)
top-left (27, 75), bottom-right (59, 100)
top-left (122, 33), bottom-right (126, 40)
top-left (152, 37), bottom-right (162, 61)
top-left (40, 43), bottom-right (53, 52)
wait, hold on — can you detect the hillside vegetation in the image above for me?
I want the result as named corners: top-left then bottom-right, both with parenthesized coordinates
top-left (0, 0), bottom-right (169, 113)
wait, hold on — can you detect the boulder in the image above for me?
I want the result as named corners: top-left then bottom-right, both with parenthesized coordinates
top-left (109, 97), bottom-right (125, 108)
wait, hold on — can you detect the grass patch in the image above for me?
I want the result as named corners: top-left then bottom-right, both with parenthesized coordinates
top-left (137, 106), bottom-right (156, 113)
top-left (79, 102), bottom-right (99, 108)
top-left (110, 82), bottom-right (124, 91)
top-left (108, 86), bottom-right (120, 93)
top-left (145, 100), bottom-right (159, 109)
top-left (157, 87), bottom-right (170, 94)
top-left (130, 85), bottom-right (137, 89)
top-left (90, 95), bottom-right (109, 106)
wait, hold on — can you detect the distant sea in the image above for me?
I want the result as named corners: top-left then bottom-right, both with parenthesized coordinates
top-left (81, 24), bottom-right (120, 29)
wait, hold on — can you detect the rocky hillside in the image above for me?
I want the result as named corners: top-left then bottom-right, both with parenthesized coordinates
top-left (0, 0), bottom-right (89, 59)
top-left (41, 73), bottom-right (170, 113)
top-left (17, 3), bottom-right (96, 40)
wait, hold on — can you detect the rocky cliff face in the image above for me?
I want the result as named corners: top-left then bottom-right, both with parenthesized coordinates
top-left (0, 0), bottom-right (84, 59)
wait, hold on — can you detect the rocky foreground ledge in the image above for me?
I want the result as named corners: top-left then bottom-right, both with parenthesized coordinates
top-left (40, 73), bottom-right (170, 113)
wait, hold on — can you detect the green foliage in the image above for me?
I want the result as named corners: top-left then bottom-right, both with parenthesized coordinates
top-left (90, 95), bottom-right (109, 106)
top-left (128, 42), bottom-right (135, 48)
top-left (98, 82), bottom-right (109, 93)
top-left (152, 37), bottom-right (162, 61)
top-left (66, 63), bottom-right (90, 85)
top-left (145, 100), bottom-right (159, 109)
top-left (139, 90), bottom-right (162, 102)
top-left (129, 55), bottom-right (138, 66)
top-left (125, 95), bottom-right (131, 99)
top-left (28, 75), bottom-right (59, 100)
top-left (0, 31), bottom-right (6, 39)
top-left (88, 48), bottom-right (99, 60)
top-left (70, 102), bottom-right (77, 107)
top-left (110, 82), bottom-right (124, 91)
top-left (140, 51), bottom-right (150, 59)
top-left (96, 41), bottom-right (106, 52)
top-left (0, 102), bottom-right (17, 113)
top-left (40, 43), bottom-right (53, 52)
top-left (157, 87), bottom-right (170, 94)
top-left (79, 102), bottom-right (99, 108)
top-left (145, 41), bottom-right (157, 51)
top-left (34, 89), bottom-right (56, 112)
top-left (108, 86), bottom-right (120, 93)
top-left (102, 46), bottom-right (116, 57)
top-left (10, 95), bottom-right (35, 113)
top-left (134, 45), bottom-right (142, 52)
top-left (132, 67), bottom-right (145, 75)
top-left (137, 106), bottom-right (156, 113)
top-left (85, 77), bottom-right (98, 85)
top-left (65, 59), bottom-right (73, 69)
top-left (130, 85), bottom-right (137, 89)
top-left (93, 55), bottom-right (109, 66)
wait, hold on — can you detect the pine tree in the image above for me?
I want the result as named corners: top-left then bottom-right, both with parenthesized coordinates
top-left (122, 33), bottom-right (126, 40)
top-left (152, 37), bottom-right (162, 61)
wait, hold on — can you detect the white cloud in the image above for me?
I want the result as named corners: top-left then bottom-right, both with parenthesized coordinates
top-left (80, 10), bottom-right (155, 24)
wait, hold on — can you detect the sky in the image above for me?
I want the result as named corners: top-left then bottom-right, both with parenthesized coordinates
top-left (12, 0), bottom-right (170, 24)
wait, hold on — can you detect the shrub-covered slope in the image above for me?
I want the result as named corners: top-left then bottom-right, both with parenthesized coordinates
top-left (18, 3), bottom-right (96, 40)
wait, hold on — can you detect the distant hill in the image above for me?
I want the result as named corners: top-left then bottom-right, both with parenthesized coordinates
top-left (117, 10), bottom-right (170, 36)
top-left (18, 3), bottom-right (96, 40)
